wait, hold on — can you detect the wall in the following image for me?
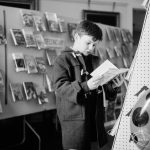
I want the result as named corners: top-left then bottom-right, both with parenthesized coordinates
top-left (40, 0), bottom-right (145, 33)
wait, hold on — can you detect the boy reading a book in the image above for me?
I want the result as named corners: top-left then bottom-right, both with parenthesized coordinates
top-left (53, 20), bottom-right (124, 150)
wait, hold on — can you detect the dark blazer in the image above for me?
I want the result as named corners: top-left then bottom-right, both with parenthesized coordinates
top-left (53, 47), bottom-right (117, 150)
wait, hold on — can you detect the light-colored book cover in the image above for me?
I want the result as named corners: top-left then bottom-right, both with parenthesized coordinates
top-left (20, 9), bottom-right (38, 27)
top-left (35, 84), bottom-right (48, 104)
top-left (58, 17), bottom-right (67, 32)
top-left (46, 50), bottom-right (57, 66)
top-left (10, 83), bottom-right (24, 102)
top-left (91, 59), bottom-right (129, 86)
top-left (24, 55), bottom-right (38, 74)
top-left (45, 12), bottom-right (60, 32)
top-left (33, 14), bottom-right (46, 32)
top-left (34, 33), bottom-right (46, 50)
top-left (0, 69), bottom-right (4, 88)
top-left (44, 36), bottom-right (65, 49)
top-left (35, 57), bottom-right (47, 74)
top-left (22, 29), bottom-right (37, 48)
top-left (10, 29), bottom-right (26, 46)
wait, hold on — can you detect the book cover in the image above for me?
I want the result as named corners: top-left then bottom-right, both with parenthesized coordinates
top-left (114, 46), bottom-right (123, 57)
top-left (121, 44), bottom-right (130, 57)
top-left (0, 70), bottom-right (4, 88)
top-left (46, 49), bottom-right (57, 66)
top-left (35, 57), bottom-right (47, 74)
top-left (12, 53), bottom-right (27, 72)
top-left (58, 17), bottom-right (67, 32)
top-left (33, 14), bottom-right (46, 32)
top-left (90, 59), bottom-right (129, 86)
top-left (22, 29), bottom-right (37, 48)
top-left (45, 12), bottom-right (60, 32)
top-left (67, 23), bottom-right (78, 41)
top-left (0, 25), bottom-right (6, 45)
top-left (24, 55), bottom-right (38, 74)
top-left (113, 28), bottom-right (122, 42)
top-left (106, 27), bottom-right (115, 41)
top-left (35, 84), bottom-right (48, 104)
top-left (20, 9), bottom-right (34, 27)
top-left (46, 74), bottom-right (54, 92)
top-left (106, 47), bottom-right (116, 58)
top-left (126, 30), bottom-right (133, 43)
top-left (10, 29), bottom-right (26, 46)
top-left (121, 29), bottom-right (129, 43)
top-left (23, 81), bottom-right (37, 100)
top-left (105, 101), bottom-right (116, 122)
top-left (123, 57), bottom-right (130, 68)
top-left (0, 100), bottom-right (2, 113)
top-left (10, 83), bottom-right (24, 102)
top-left (44, 36), bottom-right (65, 49)
top-left (34, 33), bottom-right (46, 50)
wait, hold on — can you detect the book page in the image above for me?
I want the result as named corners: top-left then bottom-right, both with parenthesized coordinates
top-left (91, 59), bottom-right (118, 78)
top-left (97, 68), bottom-right (129, 86)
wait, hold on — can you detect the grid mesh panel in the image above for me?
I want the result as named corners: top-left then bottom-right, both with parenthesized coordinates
top-left (112, 2), bottom-right (150, 150)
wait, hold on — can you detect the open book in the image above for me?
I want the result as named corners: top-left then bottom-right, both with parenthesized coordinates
top-left (91, 59), bottom-right (129, 86)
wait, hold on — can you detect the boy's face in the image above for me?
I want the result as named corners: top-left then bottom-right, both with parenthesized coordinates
top-left (74, 34), bottom-right (99, 56)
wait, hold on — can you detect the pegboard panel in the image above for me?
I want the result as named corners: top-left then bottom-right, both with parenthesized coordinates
top-left (112, 1), bottom-right (150, 150)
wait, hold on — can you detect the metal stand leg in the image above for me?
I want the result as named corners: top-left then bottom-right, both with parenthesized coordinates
top-left (24, 119), bottom-right (41, 150)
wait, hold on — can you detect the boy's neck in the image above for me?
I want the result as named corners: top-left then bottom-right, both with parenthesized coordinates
top-left (70, 46), bottom-right (79, 53)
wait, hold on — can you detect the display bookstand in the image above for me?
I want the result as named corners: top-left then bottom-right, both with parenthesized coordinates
top-left (0, 116), bottom-right (41, 150)
top-left (112, 1), bottom-right (150, 150)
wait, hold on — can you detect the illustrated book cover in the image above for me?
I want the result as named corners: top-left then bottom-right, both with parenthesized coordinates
top-left (44, 36), bottom-right (64, 49)
top-left (20, 9), bottom-right (34, 27)
top-left (46, 74), bottom-right (54, 92)
top-left (34, 33), bottom-right (46, 50)
top-left (90, 59), bottom-right (129, 86)
top-left (22, 29), bottom-right (37, 48)
top-left (67, 22), bottom-right (78, 41)
top-left (45, 12), bottom-right (60, 32)
top-left (10, 83), bottom-right (24, 102)
top-left (33, 14), bottom-right (46, 32)
top-left (35, 57), bottom-right (47, 74)
top-left (10, 29), bottom-right (26, 46)
top-left (0, 25), bottom-right (6, 45)
top-left (35, 84), bottom-right (48, 104)
top-left (58, 17), bottom-right (67, 32)
top-left (24, 55), bottom-right (38, 74)
top-left (23, 81), bottom-right (37, 100)
top-left (0, 69), bottom-right (5, 90)
top-left (12, 53), bottom-right (27, 72)
top-left (46, 49), bottom-right (57, 66)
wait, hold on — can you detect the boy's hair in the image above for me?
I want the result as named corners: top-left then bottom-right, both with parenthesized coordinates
top-left (75, 20), bottom-right (103, 41)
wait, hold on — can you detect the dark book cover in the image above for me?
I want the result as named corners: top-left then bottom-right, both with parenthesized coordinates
top-left (12, 53), bottom-right (27, 72)
top-left (23, 82), bottom-right (37, 100)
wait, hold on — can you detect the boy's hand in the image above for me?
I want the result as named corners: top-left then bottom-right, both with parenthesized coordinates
top-left (112, 73), bottom-right (126, 88)
top-left (87, 76), bottom-right (102, 90)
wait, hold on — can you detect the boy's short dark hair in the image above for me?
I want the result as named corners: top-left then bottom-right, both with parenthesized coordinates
top-left (75, 20), bottom-right (103, 41)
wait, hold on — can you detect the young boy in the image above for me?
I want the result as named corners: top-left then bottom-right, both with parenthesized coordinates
top-left (53, 20), bottom-right (123, 150)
